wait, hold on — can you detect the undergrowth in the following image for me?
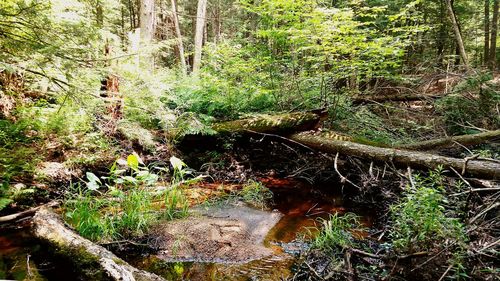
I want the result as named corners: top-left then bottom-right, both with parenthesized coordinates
top-left (64, 154), bottom-right (190, 242)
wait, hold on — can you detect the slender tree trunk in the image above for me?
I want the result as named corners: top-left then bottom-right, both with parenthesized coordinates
top-left (192, 0), bottom-right (208, 74)
top-left (213, 2), bottom-right (221, 44)
top-left (485, 0), bottom-right (491, 65)
top-left (170, 0), bottom-right (187, 75)
top-left (489, 0), bottom-right (499, 69)
top-left (96, 0), bottom-right (104, 27)
top-left (139, 0), bottom-right (155, 42)
top-left (437, 1), bottom-right (446, 67)
top-left (445, 0), bottom-right (469, 70)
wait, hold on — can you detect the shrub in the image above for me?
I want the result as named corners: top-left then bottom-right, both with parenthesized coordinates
top-left (389, 170), bottom-right (467, 252)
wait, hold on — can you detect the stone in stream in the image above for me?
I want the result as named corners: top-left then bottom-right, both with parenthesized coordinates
top-left (148, 202), bottom-right (283, 263)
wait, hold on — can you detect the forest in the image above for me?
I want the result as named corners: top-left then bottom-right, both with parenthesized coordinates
top-left (0, 0), bottom-right (499, 280)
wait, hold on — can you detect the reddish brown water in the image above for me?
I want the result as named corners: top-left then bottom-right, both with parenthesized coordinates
top-left (0, 178), bottom-right (373, 281)
top-left (129, 178), bottom-right (374, 281)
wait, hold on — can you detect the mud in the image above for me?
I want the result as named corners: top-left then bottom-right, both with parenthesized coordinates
top-left (149, 203), bottom-right (283, 263)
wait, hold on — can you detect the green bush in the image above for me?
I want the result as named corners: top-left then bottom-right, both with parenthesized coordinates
top-left (389, 170), bottom-right (467, 252)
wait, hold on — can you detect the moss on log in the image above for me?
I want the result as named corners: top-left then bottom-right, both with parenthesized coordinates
top-left (290, 132), bottom-right (500, 179)
top-left (32, 207), bottom-right (165, 281)
top-left (212, 112), bottom-right (321, 134)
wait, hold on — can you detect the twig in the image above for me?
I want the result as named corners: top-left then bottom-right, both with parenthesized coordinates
top-left (244, 129), bottom-right (317, 152)
top-left (470, 202), bottom-right (500, 224)
top-left (438, 264), bottom-right (453, 281)
top-left (335, 153), bottom-right (361, 190)
top-left (344, 249), bottom-right (355, 281)
top-left (351, 248), bottom-right (382, 259)
top-left (305, 261), bottom-right (324, 280)
top-left (462, 154), bottom-right (479, 175)
top-left (478, 238), bottom-right (500, 253)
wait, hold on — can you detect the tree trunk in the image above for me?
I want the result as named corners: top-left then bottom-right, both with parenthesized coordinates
top-left (485, 0), bottom-right (491, 65)
top-left (171, 0), bottom-right (187, 75)
top-left (445, 0), bottom-right (469, 70)
top-left (96, 0), bottom-right (104, 28)
top-left (400, 130), bottom-right (500, 150)
top-left (289, 132), bottom-right (500, 179)
top-left (32, 207), bottom-right (165, 281)
top-left (490, 0), bottom-right (499, 69)
top-left (139, 0), bottom-right (155, 42)
top-left (351, 93), bottom-right (443, 104)
top-left (192, 0), bottom-right (208, 73)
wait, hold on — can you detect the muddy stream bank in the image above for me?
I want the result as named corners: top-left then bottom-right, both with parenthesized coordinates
top-left (0, 178), bottom-right (374, 281)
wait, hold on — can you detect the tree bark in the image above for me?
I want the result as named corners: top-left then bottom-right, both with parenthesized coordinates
top-left (289, 132), bottom-right (500, 179)
top-left (170, 0), bottom-right (187, 75)
top-left (400, 130), bottom-right (500, 150)
top-left (445, 0), bottom-right (470, 70)
top-left (485, 0), bottom-right (491, 65)
top-left (192, 0), bottom-right (208, 73)
top-left (351, 93), bottom-right (442, 104)
top-left (139, 0), bottom-right (155, 42)
top-left (32, 207), bottom-right (165, 281)
top-left (490, 0), bottom-right (499, 69)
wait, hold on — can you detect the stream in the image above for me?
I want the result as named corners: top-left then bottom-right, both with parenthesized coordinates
top-left (0, 178), bottom-right (373, 281)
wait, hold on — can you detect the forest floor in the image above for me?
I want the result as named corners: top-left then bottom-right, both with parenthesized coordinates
top-left (0, 71), bottom-right (499, 280)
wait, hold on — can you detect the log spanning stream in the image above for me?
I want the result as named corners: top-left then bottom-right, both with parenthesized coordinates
top-left (0, 179), bottom-right (373, 281)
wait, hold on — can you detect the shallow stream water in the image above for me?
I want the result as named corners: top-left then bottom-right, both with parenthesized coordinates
top-left (0, 178), bottom-right (372, 281)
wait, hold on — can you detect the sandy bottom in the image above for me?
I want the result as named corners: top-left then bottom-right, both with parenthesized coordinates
top-left (149, 202), bottom-right (283, 263)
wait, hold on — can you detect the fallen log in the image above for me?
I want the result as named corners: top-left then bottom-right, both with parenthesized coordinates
top-left (212, 111), bottom-right (322, 134)
top-left (400, 130), bottom-right (500, 150)
top-left (32, 207), bottom-right (165, 281)
top-left (170, 111), bottom-right (323, 140)
top-left (351, 93), bottom-right (441, 104)
top-left (289, 132), bottom-right (500, 179)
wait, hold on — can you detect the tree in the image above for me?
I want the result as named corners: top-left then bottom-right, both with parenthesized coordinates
top-left (444, 0), bottom-right (469, 70)
top-left (489, 0), bottom-right (499, 69)
top-left (485, 0), bottom-right (491, 65)
top-left (193, 0), bottom-right (208, 73)
top-left (139, 0), bottom-right (155, 42)
top-left (171, 0), bottom-right (187, 75)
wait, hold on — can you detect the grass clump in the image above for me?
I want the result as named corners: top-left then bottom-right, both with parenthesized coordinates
top-left (239, 180), bottom-right (273, 209)
top-left (311, 213), bottom-right (363, 252)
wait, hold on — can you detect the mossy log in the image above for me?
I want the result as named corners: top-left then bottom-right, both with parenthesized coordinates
top-left (32, 207), bottom-right (165, 281)
top-left (400, 130), bottom-right (500, 150)
top-left (290, 132), bottom-right (500, 179)
top-left (212, 112), bottom-right (322, 134)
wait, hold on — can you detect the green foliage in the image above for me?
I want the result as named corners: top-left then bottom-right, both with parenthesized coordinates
top-left (437, 79), bottom-right (500, 134)
top-left (389, 169), bottom-right (467, 252)
top-left (65, 189), bottom-right (115, 241)
top-left (163, 187), bottom-right (189, 221)
top-left (311, 213), bottom-right (363, 252)
top-left (239, 180), bottom-right (273, 209)
top-left (64, 154), bottom-right (192, 241)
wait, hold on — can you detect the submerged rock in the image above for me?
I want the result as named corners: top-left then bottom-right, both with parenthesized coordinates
top-left (149, 203), bottom-right (283, 263)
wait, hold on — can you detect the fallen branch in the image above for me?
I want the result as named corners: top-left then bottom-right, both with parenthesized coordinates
top-left (0, 201), bottom-right (59, 223)
top-left (32, 207), bottom-right (165, 281)
top-left (400, 130), bottom-right (500, 151)
top-left (289, 132), bottom-right (500, 179)
top-left (352, 93), bottom-right (442, 105)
